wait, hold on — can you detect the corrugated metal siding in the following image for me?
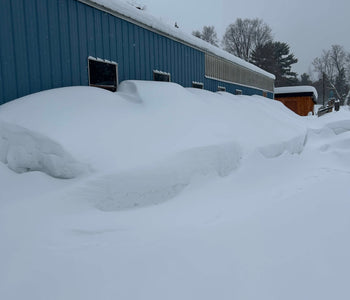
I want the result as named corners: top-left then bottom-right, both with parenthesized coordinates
top-left (204, 77), bottom-right (268, 96)
top-left (205, 54), bottom-right (274, 92)
top-left (0, 0), bottom-right (273, 104)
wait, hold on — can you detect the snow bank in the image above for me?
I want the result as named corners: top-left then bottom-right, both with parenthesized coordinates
top-left (0, 81), bottom-right (310, 208)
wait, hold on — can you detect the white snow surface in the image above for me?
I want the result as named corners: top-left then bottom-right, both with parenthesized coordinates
top-left (275, 85), bottom-right (318, 100)
top-left (1, 82), bottom-right (350, 300)
top-left (81, 0), bottom-right (275, 79)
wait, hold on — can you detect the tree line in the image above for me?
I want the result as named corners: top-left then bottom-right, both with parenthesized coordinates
top-left (192, 20), bottom-right (350, 105)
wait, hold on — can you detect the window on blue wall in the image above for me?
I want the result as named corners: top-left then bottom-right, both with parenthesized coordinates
top-left (218, 86), bottom-right (226, 92)
top-left (263, 91), bottom-right (268, 97)
top-left (192, 82), bottom-right (204, 89)
top-left (235, 89), bottom-right (243, 95)
top-left (153, 70), bottom-right (171, 82)
top-left (88, 57), bottom-right (118, 92)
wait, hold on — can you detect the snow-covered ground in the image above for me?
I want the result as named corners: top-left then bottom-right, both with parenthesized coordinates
top-left (1, 82), bottom-right (350, 300)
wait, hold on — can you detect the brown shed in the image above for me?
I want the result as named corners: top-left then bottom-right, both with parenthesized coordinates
top-left (274, 86), bottom-right (318, 116)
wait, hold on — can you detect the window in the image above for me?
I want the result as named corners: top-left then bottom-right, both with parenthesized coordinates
top-left (217, 86), bottom-right (226, 92)
top-left (153, 70), bottom-right (171, 82)
top-left (192, 81), bottom-right (204, 89)
top-left (235, 89), bottom-right (243, 95)
top-left (88, 57), bottom-right (118, 92)
top-left (263, 91), bottom-right (268, 97)
top-left (205, 53), bottom-right (274, 92)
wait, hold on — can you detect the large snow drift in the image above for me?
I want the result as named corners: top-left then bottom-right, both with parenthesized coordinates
top-left (2, 82), bottom-right (349, 209)
top-left (0, 82), bottom-right (307, 208)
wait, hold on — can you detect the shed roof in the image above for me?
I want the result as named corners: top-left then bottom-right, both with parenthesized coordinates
top-left (78, 0), bottom-right (275, 80)
top-left (274, 86), bottom-right (318, 101)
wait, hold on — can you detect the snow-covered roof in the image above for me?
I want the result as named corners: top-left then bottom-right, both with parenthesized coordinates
top-left (78, 0), bottom-right (275, 80)
top-left (274, 86), bottom-right (318, 100)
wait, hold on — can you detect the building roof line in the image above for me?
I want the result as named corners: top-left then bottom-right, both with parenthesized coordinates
top-left (77, 0), bottom-right (275, 80)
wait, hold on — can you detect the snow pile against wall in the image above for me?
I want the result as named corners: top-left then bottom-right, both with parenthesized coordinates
top-left (0, 82), bottom-right (308, 208)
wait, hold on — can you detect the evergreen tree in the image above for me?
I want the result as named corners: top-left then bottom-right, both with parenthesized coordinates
top-left (299, 73), bottom-right (313, 85)
top-left (251, 41), bottom-right (298, 86)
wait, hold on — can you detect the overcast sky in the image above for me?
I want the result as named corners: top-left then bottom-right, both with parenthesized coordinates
top-left (138, 0), bottom-right (350, 78)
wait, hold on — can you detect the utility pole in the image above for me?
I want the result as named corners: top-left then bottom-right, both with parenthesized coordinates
top-left (322, 72), bottom-right (325, 106)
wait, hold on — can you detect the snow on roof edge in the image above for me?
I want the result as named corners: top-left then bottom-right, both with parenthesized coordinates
top-left (78, 0), bottom-right (275, 80)
top-left (274, 86), bottom-right (318, 100)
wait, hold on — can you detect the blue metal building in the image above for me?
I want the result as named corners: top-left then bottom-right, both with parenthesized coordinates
top-left (0, 0), bottom-right (275, 105)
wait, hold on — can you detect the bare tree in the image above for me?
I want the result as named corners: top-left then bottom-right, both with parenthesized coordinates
top-left (192, 26), bottom-right (219, 47)
top-left (313, 45), bottom-right (350, 104)
top-left (192, 30), bottom-right (201, 39)
top-left (222, 18), bottom-right (273, 61)
top-left (345, 53), bottom-right (350, 105)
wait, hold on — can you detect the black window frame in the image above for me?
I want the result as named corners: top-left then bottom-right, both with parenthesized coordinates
top-left (192, 81), bottom-right (204, 89)
top-left (217, 86), bottom-right (226, 92)
top-left (153, 70), bottom-right (171, 82)
top-left (88, 57), bottom-right (118, 92)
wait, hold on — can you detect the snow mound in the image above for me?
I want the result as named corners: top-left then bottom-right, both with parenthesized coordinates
top-left (0, 121), bottom-right (88, 178)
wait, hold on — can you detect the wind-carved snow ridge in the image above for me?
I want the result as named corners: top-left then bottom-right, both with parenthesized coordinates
top-left (81, 142), bottom-right (242, 211)
top-left (0, 121), bottom-right (89, 179)
top-left (256, 116), bottom-right (350, 159)
top-left (117, 80), bottom-right (143, 103)
top-left (257, 134), bottom-right (307, 158)
top-left (260, 118), bottom-right (350, 159)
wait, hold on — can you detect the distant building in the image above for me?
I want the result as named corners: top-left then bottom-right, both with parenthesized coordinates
top-left (0, 0), bottom-right (275, 104)
top-left (274, 86), bottom-right (318, 116)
